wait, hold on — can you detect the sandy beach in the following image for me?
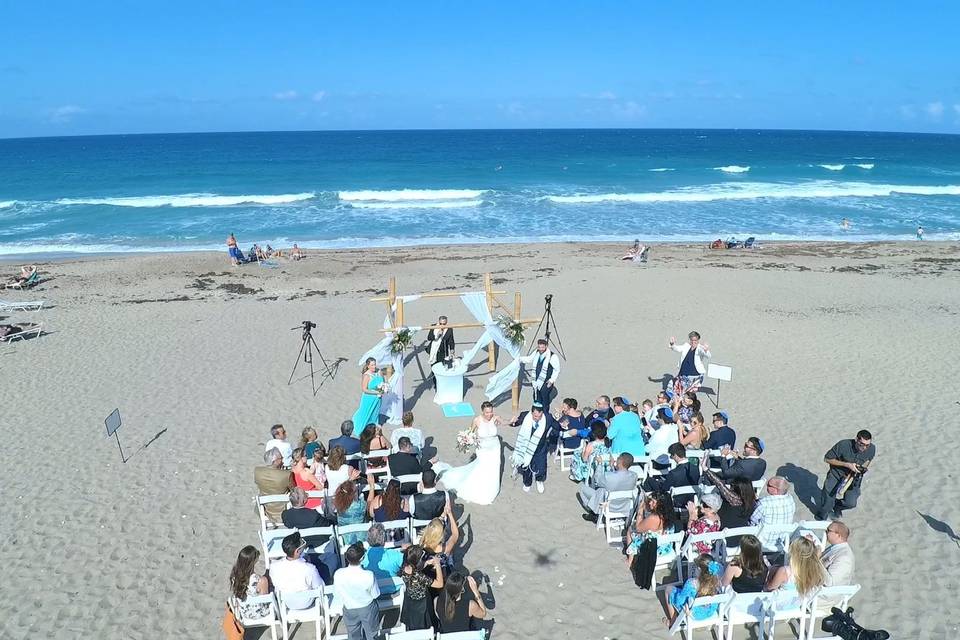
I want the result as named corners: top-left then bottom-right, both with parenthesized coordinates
top-left (1, 240), bottom-right (958, 640)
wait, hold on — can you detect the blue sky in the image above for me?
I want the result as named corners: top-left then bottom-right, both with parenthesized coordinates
top-left (2, 1), bottom-right (959, 138)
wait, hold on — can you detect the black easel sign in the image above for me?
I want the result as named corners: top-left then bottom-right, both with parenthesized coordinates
top-left (105, 408), bottom-right (126, 463)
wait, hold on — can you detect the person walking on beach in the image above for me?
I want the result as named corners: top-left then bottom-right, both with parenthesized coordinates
top-left (816, 430), bottom-right (876, 520)
top-left (917, 225), bottom-right (924, 240)
top-left (226, 233), bottom-right (243, 265)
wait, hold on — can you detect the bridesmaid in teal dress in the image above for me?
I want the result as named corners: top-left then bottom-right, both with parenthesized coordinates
top-left (352, 357), bottom-right (384, 437)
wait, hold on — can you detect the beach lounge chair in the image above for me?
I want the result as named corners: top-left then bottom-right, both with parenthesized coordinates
top-left (0, 323), bottom-right (42, 342)
top-left (743, 237), bottom-right (757, 249)
top-left (6, 268), bottom-right (39, 290)
top-left (0, 299), bottom-right (44, 311)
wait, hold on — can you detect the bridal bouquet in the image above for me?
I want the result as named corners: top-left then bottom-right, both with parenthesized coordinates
top-left (455, 428), bottom-right (479, 454)
top-left (376, 382), bottom-right (391, 396)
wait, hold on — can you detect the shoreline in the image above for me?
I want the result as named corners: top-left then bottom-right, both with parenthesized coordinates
top-left (0, 238), bottom-right (953, 264)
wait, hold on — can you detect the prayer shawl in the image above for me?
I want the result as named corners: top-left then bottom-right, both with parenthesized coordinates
top-left (512, 412), bottom-right (550, 468)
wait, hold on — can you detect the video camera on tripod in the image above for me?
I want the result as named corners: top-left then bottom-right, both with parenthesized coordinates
top-left (297, 320), bottom-right (317, 336)
top-left (288, 319), bottom-right (340, 395)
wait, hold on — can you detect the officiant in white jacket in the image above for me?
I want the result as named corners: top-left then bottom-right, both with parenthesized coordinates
top-left (518, 338), bottom-right (561, 411)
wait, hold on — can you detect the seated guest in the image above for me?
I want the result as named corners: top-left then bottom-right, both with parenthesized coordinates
top-left (334, 479), bottom-right (375, 544)
top-left (721, 534), bottom-right (768, 593)
top-left (410, 469), bottom-right (451, 521)
top-left (436, 571), bottom-right (487, 634)
top-left (584, 394), bottom-right (614, 425)
top-left (716, 437), bottom-right (767, 481)
top-left (368, 478), bottom-right (411, 523)
top-left (665, 553), bottom-right (723, 627)
top-left (265, 424), bottom-right (293, 467)
top-left (361, 523), bottom-right (404, 594)
top-left (684, 493), bottom-right (722, 553)
top-left (821, 521), bottom-right (855, 586)
top-left (625, 491), bottom-right (676, 570)
top-left (579, 453), bottom-right (638, 521)
top-left (254, 448), bottom-right (292, 525)
top-left (704, 412), bottom-right (736, 451)
top-left (229, 545), bottom-right (271, 619)
top-left (671, 391), bottom-right (701, 426)
top-left (608, 397), bottom-right (646, 459)
top-left (554, 397), bottom-right (586, 451)
top-left (678, 412), bottom-right (709, 450)
top-left (283, 487), bottom-right (334, 531)
top-left (706, 476), bottom-right (758, 542)
top-left (643, 443), bottom-right (699, 493)
top-left (359, 424), bottom-right (390, 478)
top-left (644, 407), bottom-right (679, 467)
top-left (569, 421), bottom-right (613, 483)
top-left (289, 243), bottom-right (304, 260)
top-left (329, 420), bottom-right (362, 457)
top-left (765, 536), bottom-right (827, 609)
top-left (400, 545), bottom-right (444, 631)
top-left (270, 532), bottom-right (323, 609)
top-left (300, 426), bottom-right (324, 463)
top-left (420, 515), bottom-right (460, 577)
top-left (388, 437), bottom-right (432, 495)
top-left (390, 411), bottom-right (424, 453)
top-left (333, 542), bottom-right (381, 640)
top-left (326, 445), bottom-right (361, 490)
top-left (291, 447), bottom-right (326, 509)
top-left (751, 477), bottom-right (797, 548)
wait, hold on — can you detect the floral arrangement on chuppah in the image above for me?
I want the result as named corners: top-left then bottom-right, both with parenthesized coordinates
top-left (494, 314), bottom-right (525, 348)
top-left (390, 327), bottom-right (414, 354)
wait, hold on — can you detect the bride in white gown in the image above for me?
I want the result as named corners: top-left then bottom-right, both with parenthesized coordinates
top-left (433, 401), bottom-right (503, 505)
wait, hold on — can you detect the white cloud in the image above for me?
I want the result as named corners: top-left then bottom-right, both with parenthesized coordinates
top-left (274, 90), bottom-right (299, 101)
top-left (926, 101), bottom-right (944, 120)
top-left (898, 104), bottom-right (916, 120)
top-left (311, 91), bottom-right (326, 102)
top-left (48, 105), bottom-right (85, 123)
top-left (611, 101), bottom-right (646, 119)
top-left (580, 91), bottom-right (617, 100)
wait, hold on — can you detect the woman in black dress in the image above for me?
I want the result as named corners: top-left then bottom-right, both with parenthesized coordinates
top-left (721, 535), bottom-right (769, 593)
top-left (399, 545), bottom-right (443, 631)
top-left (435, 571), bottom-right (487, 633)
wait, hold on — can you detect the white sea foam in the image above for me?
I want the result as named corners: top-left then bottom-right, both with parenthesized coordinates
top-left (55, 193), bottom-right (316, 207)
top-left (338, 189), bottom-right (487, 202)
top-left (0, 200), bottom-right (16, 209)
top-left (818, 164), bottom-right (846, 171)
top-left (648, 168), bottom-right (675, 172)
top-left (347, 199), bottom-right (483, 210)
top-left (714, 165), bottom-right (750, 173)
top-left (854, 163), bottom-right (875, 170)
top-left (543, 181), bottom-right (960, 205)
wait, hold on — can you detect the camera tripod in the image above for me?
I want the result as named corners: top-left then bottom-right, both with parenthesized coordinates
top-left (287, 321), bottom-right (341, 395)
top-left (527, 293), bottom-right (566, 360)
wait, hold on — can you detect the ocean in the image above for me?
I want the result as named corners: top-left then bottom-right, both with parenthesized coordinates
top-left (1, 128), bottom-right (959, 255)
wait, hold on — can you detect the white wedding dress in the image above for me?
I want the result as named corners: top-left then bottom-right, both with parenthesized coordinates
top-left (434, 417), bottom-right (502, 505)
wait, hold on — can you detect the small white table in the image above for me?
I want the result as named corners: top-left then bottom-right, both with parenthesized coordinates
top-left (432, 359), bottom-right (468, 404)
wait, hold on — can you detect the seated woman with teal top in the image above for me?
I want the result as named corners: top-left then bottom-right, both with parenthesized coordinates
top-left (351, 357), bottom-right (384, 437)
top-left (333, 479), bottom-right (374, 544)
top-left (665, 554), bottom-right (723, 626)
top-left (569, 421), bottom-right (613, 482)
top-left (607, 397), bottom-right (647, 459)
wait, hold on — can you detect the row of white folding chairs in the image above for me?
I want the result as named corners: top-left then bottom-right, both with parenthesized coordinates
top-left (387, 630), bottom-right (485, 640)
top-left (230, 576), bottom-right (406, 640)
top-left (259, 517), bottom-right (434, 568)
top-left (668, 583), bottom-right (861, 640)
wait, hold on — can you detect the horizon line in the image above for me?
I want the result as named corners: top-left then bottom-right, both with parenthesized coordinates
top-left (3, 124), bottom-right (960, 142)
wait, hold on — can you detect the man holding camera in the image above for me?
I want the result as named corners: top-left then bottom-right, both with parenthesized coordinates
top-left (816, 430), bottom-right (876, 520)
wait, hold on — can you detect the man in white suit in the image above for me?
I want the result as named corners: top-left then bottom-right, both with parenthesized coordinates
top-left (668, 330), bottom-right (711, 395)
top-left (519, 338), bottom-right (561, 411)
top-left (821, 521), bottom-right (855, 586)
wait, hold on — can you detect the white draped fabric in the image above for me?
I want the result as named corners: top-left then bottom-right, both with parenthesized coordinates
top-left (458, 292), bottom-right (523, 400)
top-left (357, 295), bottom-right (421, 425)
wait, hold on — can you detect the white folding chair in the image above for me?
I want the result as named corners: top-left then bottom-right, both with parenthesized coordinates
top-left (806, 585), bottom-right (860, 640)
top-left (668, 591), bottom-right (733, 638)
top-left (364, 449), bottom-right (393, 486)
top-left (723, 591), bottom-right (775, 640)
top-left (387, 630), bottom-right (435, 640)
top-left (230, 594), bottom-right (281, 640)
top-left (336, 523), bottom-right (372, 562)
top-left (597, 489), bottom-right (637, 544)
top-left (555, 440), bottom-right (582, 472)
top-left (256, 494), bottom-right (292, 532)
top-left (390, 428), bottom-right (424, 452)
top-left (650, 531), bottom-right (685, 590)
top-left (392, 473), bottom-right (423, 496)
top-left (278, 587), bottom-right (325, 640)
top-left (378, 519), bottom-right (411, 547)
top-left (765, 592), bottom-right (815, 640)
top-left (797, 520), bottom-right (832, 549)
top-left (260, 527), bottom-right (296, 568)
top-left (376, 576), bottom-right (406, 617)
top-left (409, 518), bottom-right (432, 544)
top-left (299, 525), bottom-right (338, 559)
top-left (680, 526), bottom-right (760, 580)
top-left (438, 632), bottom-right (485, 640)
top-left (753, 479), bottom-right (767, 492)
top-left (759, 523), bottom-right (800, 556)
